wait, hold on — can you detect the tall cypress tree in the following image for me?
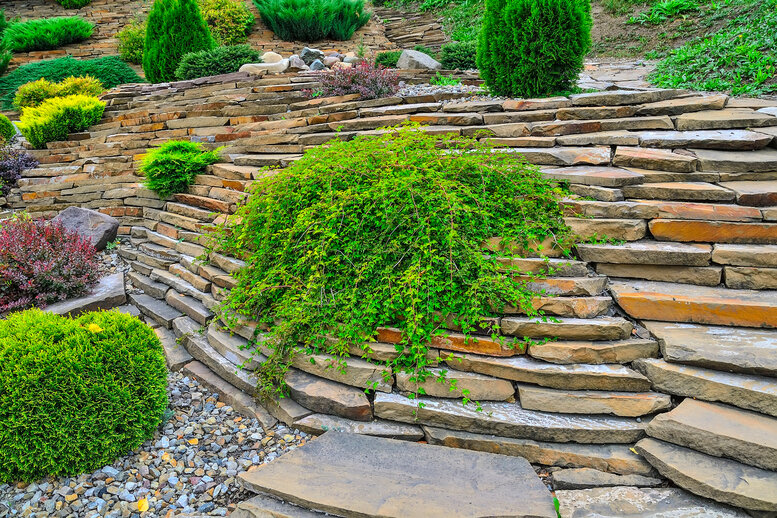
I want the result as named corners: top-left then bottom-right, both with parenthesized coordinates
top-left (143, 0), bottom-right (215, 84)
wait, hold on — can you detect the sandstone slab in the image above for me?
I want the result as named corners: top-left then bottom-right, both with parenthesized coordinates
top-left (542, 166), bottom-right (644, 187)
top-left (498, 146), bottom-right (611, 166)
top-left (649, 219), bottom-right (777, 244)
top-left (527, 339), bottom-right (658, 364)
top-left (597, 263), bottom-right (722, 286)
top-left (500, 316), bottom-right (633, 341)
top-left (675, 108), bottom-right (777, 130)
top-left (293, 414), bottom-right (424, 441)
top-left (623, 182), bottom-right (735, 202)
top-left (291, 352), bottom-right (393, 392)
top-left (636, 94), bottom-right (728, 116)
top-left (556, 130), bottom-right (640, 146)
top-left (565, 217), bottom-right (647, 241)
top-left (396, 367), bottom-right (514, 401)
top-left (712, 243), bottom-right (777, 266)
top-left (725, 265), bottom-right (777, 289)
top-left (46, 272), bottom-right (126, 316)
top-left (639, 130), bottom-right (772, 150)
top-left (129, 293), bottom-right (182, 328)
top-left (231, 494), bottom-right (325, 518)
top-left (576, 240), bottom-right (711, 266)
top-left (613, 147), bottom-right (697, 172)
top-left (569, 89), bottom-right (685, 106)
top-left (717, 180), bottom-right (777, 206)
top-left (692, 147), bottom-right (777, 172)
top-left (285, 369), bottom-right (372, 421)
top-left (518, 385), bottom-right (671, 417)
top-left (552, 467), bottom-right (662, 490)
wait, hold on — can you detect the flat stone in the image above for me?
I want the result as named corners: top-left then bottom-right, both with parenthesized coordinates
top-left (718, 180), bottom-right (777, 206)
top-left (130, 293), bottom-right (183, 328)
top-left (613, 147), bottom-right (697, 172)
top-left (529, 295), bottom-right (613, 318)
top-left (556, 487), bottom-right (749, 518)
top-left (165, 290), bottom-right (213, 325)
top-left (712, 243), bottom-right (777, 266)
top-left (578, 241), bottom-right (711, 266)
top-left (552, 467), bottom-right (663, 490)
top-left (692, 148), bottom-right (777, 172)
top-left (528, 339), bottom-right (658, 364)
top-left (632, 199), bottom-right (762, 222)
top-left (518, 385), bottom-right (671, 417)
top-left (632, 358), bottom-right (777, 417)
top-left (636, 94), bottom-right (728, 116)
top-left (611, 280), bottom-right (777, 328)
top-left (463, 122), bottom-right (530, 137)
top-left (623, 182), bottom-right (735, 202)
top-left (556, 105), bottom-right (637, 120)
top-left (128, 271), bottom-right (168, 299)
top-left (644, 321), bottom-right (777, 376)
top-left (291, 352), bottom-right (393, 392)
top-left (239, 431), bottom-right (557, 518)
top-left (725, 266), bottom-right (777, 289)
top-left (542, 166), bottom-right (644, 187)
top-left (647, 398), bottom-right (777, 471)
top-left (46, 272), bottom-right (126, 316)
top-left (502, 96), bottom-right (570, 111)
top-left (285, 369), bottom-right (372, 421)
top-left (424, 426), bottom-right (656, 475)
top-left (635, 438), bottom-right (777, 512)
top-left (648, 219), bottom-right (777, 244)
top-left (569, 89), bottom-right (686, 106)
top-left (206, 324), bottom-right (261, 370)
top-left (556, 130), bottom-right (640, 146)
top-left (395, 367), bottom-right (514, 401)
top-left (155, 326), bottom-right (192, 371)
top-left (52, 206), bottom-right (119, 250)
top-left (522, 276), bottom-right (607, 296)
top-left (445, 354), bottom-right (650, 391)
top-left (496, 146), bottom-right (611, 166)
top-left (377, 326), bottom-right (521, 357)
top-left (565, 217), bottom-right (647, 241)
top-left (563, 199), bottom-right (658, 219)
top-left (241, 60), bottom-right (289, 74)
top-left (500, 316), bottom-right (633, 341)
top-left (374, 392), bottom-right (647, 443)
top-left (675, 108), bottom-right (777, 130)
top-left (232, 494), bottom-right (325, 518)
top-left (639, 130), bottom-right (772, 150)
top-left (443, 100), bottom-right (503, 113)
top-left (496, 257), bottom-right (589, 277)
top-left (597, 263), bottom-right (722, 286)
top-left (293, 414), bottom-right (424, 441)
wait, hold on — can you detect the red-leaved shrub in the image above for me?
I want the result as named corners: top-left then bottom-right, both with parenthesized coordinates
top-left (315, 62), bottom-right (400, 100)
top-left (0, 216), bottom-right (100, 313)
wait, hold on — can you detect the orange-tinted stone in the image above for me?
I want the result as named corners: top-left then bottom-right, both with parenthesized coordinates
top-left (375, 327), bottom-right (520, 357)
top-left (649, 219), bottom-right (777, 244)
top-left (635, 200), bottom-right (762, 222)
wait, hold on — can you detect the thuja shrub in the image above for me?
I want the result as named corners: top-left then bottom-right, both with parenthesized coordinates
top-left (141, 140), bottom-right (222, 198)
top-left (175, 44), bottom-right (260, 80)
top-left (439, 41), bottom-right (477, 70)
top-left (315, 61), bottom-right (399, 99)
top-left (14, 75), bottom-right (104, 110)
top-left (144, 0), bottom-right (215, 84)
top-left (0, 146), bottom-right (37, 195)
top-left (211, 124), bottom-right (570, 398)
top-left (0, 309), bottom-right (168, 483)
top-left (477, 0), bottom-right (592, 97)
top-left (198, 0), bottom-right (255, 46)
top-left (253, 0), bottom-right (370, 42)
top-left (375, 50), bottom-right (400, 68)
top-left (0, 114), bottom-right (14, 143)
top-left (1, 16), bottom-right (94, 53)
top-left (17, 94), bottom-right (106, 149)
top-left (117, 18), bottom-right (146, 65)
top-left (55, 0), bottom-right (93, 7)
top-left (0, 216), bottom-right (100, 312)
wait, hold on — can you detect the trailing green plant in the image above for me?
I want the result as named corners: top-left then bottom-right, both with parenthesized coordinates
top-left (375, 50), bottom-right (401, 68)
top-left (17, 94), bottom-right (106, 149)
top-left (0, 114), bottom-right (14, 143)
top-left (0, 309), bottom-right (168, 483)
top-left (175, 43), bottom-right (260, 80)
top-left (252, 0), bottom-right (371, 42)
top-left (477, 0), bottom-right (592, 97)
top-left (197, 0), bottom-right (256, 46)
top-left (439, 41), bottom-right (477, 69)
top-left (14, 75), bottom-right (104, 110)
top-left (429, 72), bottom-right (461, 85)
top-left (0, 56), bottom-right (142, 109)
top-left (117, 18), bottom-right (146, 65)
top-left (1, 16), bottom-right (94, 53)
top-left (143, 0), bottom-right (215, 83)
top-left (141, 140), bottom-right (222, 198)
top-left (210, 124), bottom-right (570, 399)
top-left (55, 0), bottom-right (93, 7)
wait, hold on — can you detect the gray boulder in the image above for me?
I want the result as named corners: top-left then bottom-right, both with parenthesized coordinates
top-left (309, 59), bottom-right (326, 71)
top-left (396, 49), bottom-right (442, 70)
top-left (52, 206), bottom-right (119, 250)
top-left (300, 47), bottom-right (325, 65)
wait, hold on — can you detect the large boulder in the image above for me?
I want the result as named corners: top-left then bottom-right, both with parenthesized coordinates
top-left (52, 206), bottom-right (119, 251)
top-left (261, 51), bottom-right (283, 64)
top-left (240, 60), bottom-right (289, 75)
top-left (300, 47), bottom-right (325, 66)
top-left (396, 49), bottom-right (442, 70)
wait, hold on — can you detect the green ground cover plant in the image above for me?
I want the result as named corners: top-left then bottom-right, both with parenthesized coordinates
top-left (17, 94), bottom-right (105, 149)
top-left (141, 140), bottom-right (222, 198)
top-left (14, 75), bottom-right (104, 109)
top-left (429, 72), bottom-right (461, 85)
top-left (55, 0), bottom-right (93, 7)
top-left (439, 41), bottom-right (477, 69)
top-left (0, 56), bottom-right (142, 110)
top-left (252, 0), bottom-right (371, 41)
top-left (175, 44), bottom-right (260, 80)
top-left (1, 16), bottom-right (94, 53)
top-left (117, 18), bottom-right (146, 65)
top-left (198, 0), bottom-right (256, 46)
top-left (0, 309), bottom-right (167, 483)
top-left (628, 0), bottom-right (698, 24)
top-left (210, 124), bottom-right (570, 399)
top-left (375, 50), bottom-right (401, 67)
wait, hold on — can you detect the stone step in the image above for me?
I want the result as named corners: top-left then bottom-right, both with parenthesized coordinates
top-left (565, 217), bottom-right (647, 241)
top-left (521, 276), bottom-right (608, 296)
top-left (231, 494), bottom-right (326, 518)
top-left (649, 219), bottom-right (777, 244)
top-left (495, 146), bottom-right (611, 166)
top-left (130, 293), bottom-right (183, 329)
top-left (646, 398), bottom-right (777, 471)
top-left (541, 166), bottom-right (644, 187)
top-left (128, 271), bottom-right (169, 299)
top-left (610, 280), bottom-right (777, 328)
top-left (675, 108), bottom-right (777, 131)
top-left (206, 324), bottom-right (262, 370)
top-left (576, 240), bottom-right (712, 266)
top-left (638, 130), bottom-right (772, 151)
top-left (527, 338), bottom-right (658, 364)
top-left (598, 263), bottom-right (722, 286)
top-left (622, 182), bottom-right (735, 202)
top-left (517, 384), bottom-right (671, 417)
top-left (238, 431), bottom-right (558, 518)
top-left (423, 426), bottom-right (656, 475)
top-left (291, 351), bottom-right (393, 392)
top-left (712, 243), bottom-right (777, 267)
top-left (528, 295), bottom-right (613, 319)
top-left (496, 256), bottom-right (589, 277)
top-left (165, 290), bottom-right (213, 325)
top-left (293, 414), bottom-right (424, 441)
top-left (692, 147), bottom-right (777, 173)
top-left (632, 358), bottom-right (777, 417)
top-left (551, 467), bottom-right (662, 490)
top-left (500, 316), bottom-right (633, 341)
top-left (717, 180), bottom-right (777, 207)
top-left (613, 147), bottom-right (697, 173)
top-left (635, 94), bottom-right (727, 116)
top-left (44, 272), bottom-right (127, 317)
top-left (285, 369), bottom-right (372, 421)
top-left (635, 438), bottom-right (777, 512)
top-left (724, 265), bottom-right (777, 290)
top-left (374, 392), bottom-right (646, 443)
top-left (154, 326), bottom-right (192, 372)
top-left (446, 353), bottom-right (651, 391)
top-left (232, 153), bottom-right (301, 167)
top-left (376, 326), bottom-right (522, 357)
top-left (209, 163), bottom-right (255, 180)
top-left (569, 89), bottom-right (686, 107)
top-left (644, 321), bottom-right (777, 376)
top-left (395, 367), bottom-right (514, 401)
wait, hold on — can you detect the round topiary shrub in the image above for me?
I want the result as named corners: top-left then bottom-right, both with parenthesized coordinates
top-left (0, 309), bottom-right (168, 483)
top-left (0, 114), bottom-right (15, 143)
top-left (198, 0), bottom-right (255, 46)
top-left (477, 0), bottom-right (592, 98)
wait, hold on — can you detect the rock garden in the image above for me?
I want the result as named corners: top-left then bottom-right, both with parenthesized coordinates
top-left (0, 0), bottom-right (776, 517)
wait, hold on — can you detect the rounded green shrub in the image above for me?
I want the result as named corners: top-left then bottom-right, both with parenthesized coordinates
top-left (55, 0), bottom-right (93, 7)
top-left (17, 94), bottom-right (106, 149)
top-left (0, 114), bottom-right (14, 143)
top-left (0, 309), bottom-right (168, 483)
top-left (141, 140), bottom-right (222, 198)
top-left (117, 19), bottom-right (146, 65)
top-left (198, 0), bottom-right (255, 46)
top-left (175, 44), bottom-right (260, 80)
top-left (477, 0), bottom-right (592, 98)
top-left (144, 0), bottom-right (215, 84)
top-left (375, 50), bottom-right (400, 68)
top-left (14, 75), bottom-right (104, 110)
top-left (439, 41), bottom-right (477, 70)
top-left (1, 16), bottom-right (95, 53)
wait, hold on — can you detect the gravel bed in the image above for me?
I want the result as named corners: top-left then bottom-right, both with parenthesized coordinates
top-left (0, 372), bottom-right (309, 518)
top-left (398, 82), bottom-right (487, 100)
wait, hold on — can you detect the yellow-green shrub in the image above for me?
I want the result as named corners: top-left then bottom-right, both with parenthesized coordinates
top-left (17, 94), bottom-right (105, 149)
top-left (198, 0), bottom-right (255, 46)
top-left (14, 75), bottom-right (104, 110)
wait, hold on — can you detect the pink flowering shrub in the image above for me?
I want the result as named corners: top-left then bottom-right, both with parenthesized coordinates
top-left (0, 216), bottom-right (100, 313)
top-left (315, 62), bottom-right (400, 100)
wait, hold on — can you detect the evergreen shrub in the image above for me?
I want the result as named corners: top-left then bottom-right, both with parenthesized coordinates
top-left (477, 0), bottom-right (592, 97)
top-left (55, 0), bottom-right (94, 7)
top-left (375, 50), bottom-right (400, 68)
top-left (14, 75), bottom-right (104, 109)
top-left (439, 41), bottom-right (477, 70)
top-left (252, 0), bottom-right (371, 42)
top-left (198, 0), bottom-right (255, 46)
top-left (117, 18), bottom-right (146, 65)
top-left (17, 94), bottom-right (105, 149)
top-left (0, 114), bottom-right (14, 143)
top-left (0, 309), bottom-right (168, 483)
top-left (141, 140), bottom-right (222, 198)
top-left (1, 16), bottom-right (94, 53)
top-left (175, 44), bottom-right (260, 80)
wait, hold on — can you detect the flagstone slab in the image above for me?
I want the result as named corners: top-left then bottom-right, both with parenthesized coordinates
top-left (622, 182), bottom-right (735, 202)
top-left (648, 219), bottom-right (777, 244)
top-left (542, 166), bottom-right (644, 187)
top-left (712, 243), bottom-right (777, 266)
top-left (630, 199), bottom-right (762, 221)
top-left (675, 108), bottom-right (777, 130)
top-left (692, 148), bottom-right (777, 172)
top-left (500, 316), bottom-right (633, 341)
top-left (285, 369), bottom-right (372, 421)
top-left (597, 263), bottom-right (722, 286)
top-left (517, 385), bottom-right (671, 417)
top-left (293, 414), bottom-right (424, 440)
top-left (565, 217), bottom-right (647, 241)
top-left (725, 266), bottom-right (777, 289)
top-left (557, 130), bottom-right (640, 146)
top-left (569, 89), bottom-right (686, 106)
top-left (46, 272), bottom-right (127, 316)
top-left (717, 180), bottom-right (777, 206)
top-left (527, 339), bottom-right (659, 364)
top-left (552, 467), bottom-right (662, 490)
top-left (636, 94), bottom-right (728, 116)
top-left (613, 147), bottom-right (697, 172)
top-left (639, 130), bottom-right (772, 150)
top-left (497, 146), bottom-right (611, 166)
top-left (395, 367), bottom-right (515, 401)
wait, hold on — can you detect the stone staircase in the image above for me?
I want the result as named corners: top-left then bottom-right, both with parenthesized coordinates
top-left (8, 71), bottom-right (777, 514)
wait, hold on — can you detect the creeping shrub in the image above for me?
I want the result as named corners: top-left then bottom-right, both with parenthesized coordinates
top-left (315, 61), bottom-right (399, 99)
top-left (0, 146), bottom-right (37, 195)
top-left (0, 56), bottom-right (142, 110)
top-left (1, 16), bottom-right (94, 53)
top-left (0, 309), bottom-right (168, 483)
top-left (0, 46), bottom-right (10, 77)
top-left (17, 95), bottom-right (106, 149)
top-left (375, 50), bottom-right (400, 68)
top-left (253, 0), bottom-right (371, 42)
top-left (0, 114), bottom-right (15, 143)
top-left (144, 0), bottom-right (215, 83)
top-left (175, 44), bottom-right (260, 80)
top-left (0, 216), bottom-right (100, 312)
top-left (117, 18), bottom-right (146, 65)
top-left (477, 0), bottom-right (591, 97)
top-left (14, 75), bottom-right (104, 110)
top-left (141, 140), bottom-right (222, 198)
top-left (198, 0), bottom-right (255, 46)
top-left (439, 41), bottom-right (477, 70)
top-left (55, 0), bottom-right (94, 7)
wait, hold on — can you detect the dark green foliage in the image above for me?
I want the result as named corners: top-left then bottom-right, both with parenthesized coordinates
top-left (0, 46), bottom-right (10, 77)
top-left (252, 0), bottom-right (371, 42)
top-left (211, 124), bottom-right (570, 398)
top-left (55, 0), bottom-right (93, 7)
top-left (0, 309), bottom-right (168, 483)
top-left (143, 0), bottom-right (215, 84)
top-left (439, 41), bottom-right (477, 70)
top-left (141, 140), bottom-right (222, 198)
top-left (0, 114), bottom-right (14, 143)
top-left (2, 16), bottom-right (94, 53)
top-left (175, 44), bottom-right (260, 80)
top-left (0, 56), bottom-right (142, 109)
top-left (477, 0), bottom-right (591, 97)
top-left (375, 50), bottom-right (401, 68)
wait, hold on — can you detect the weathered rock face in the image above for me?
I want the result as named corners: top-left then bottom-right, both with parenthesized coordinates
top-left (284, 369), bottom-right (372, 421)
top-left (300, 47), bottom-right (325, 65)
top-left (52, 206), bottom-right (119, 250)
top-left (396, 49), bottom-right (442, 70)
